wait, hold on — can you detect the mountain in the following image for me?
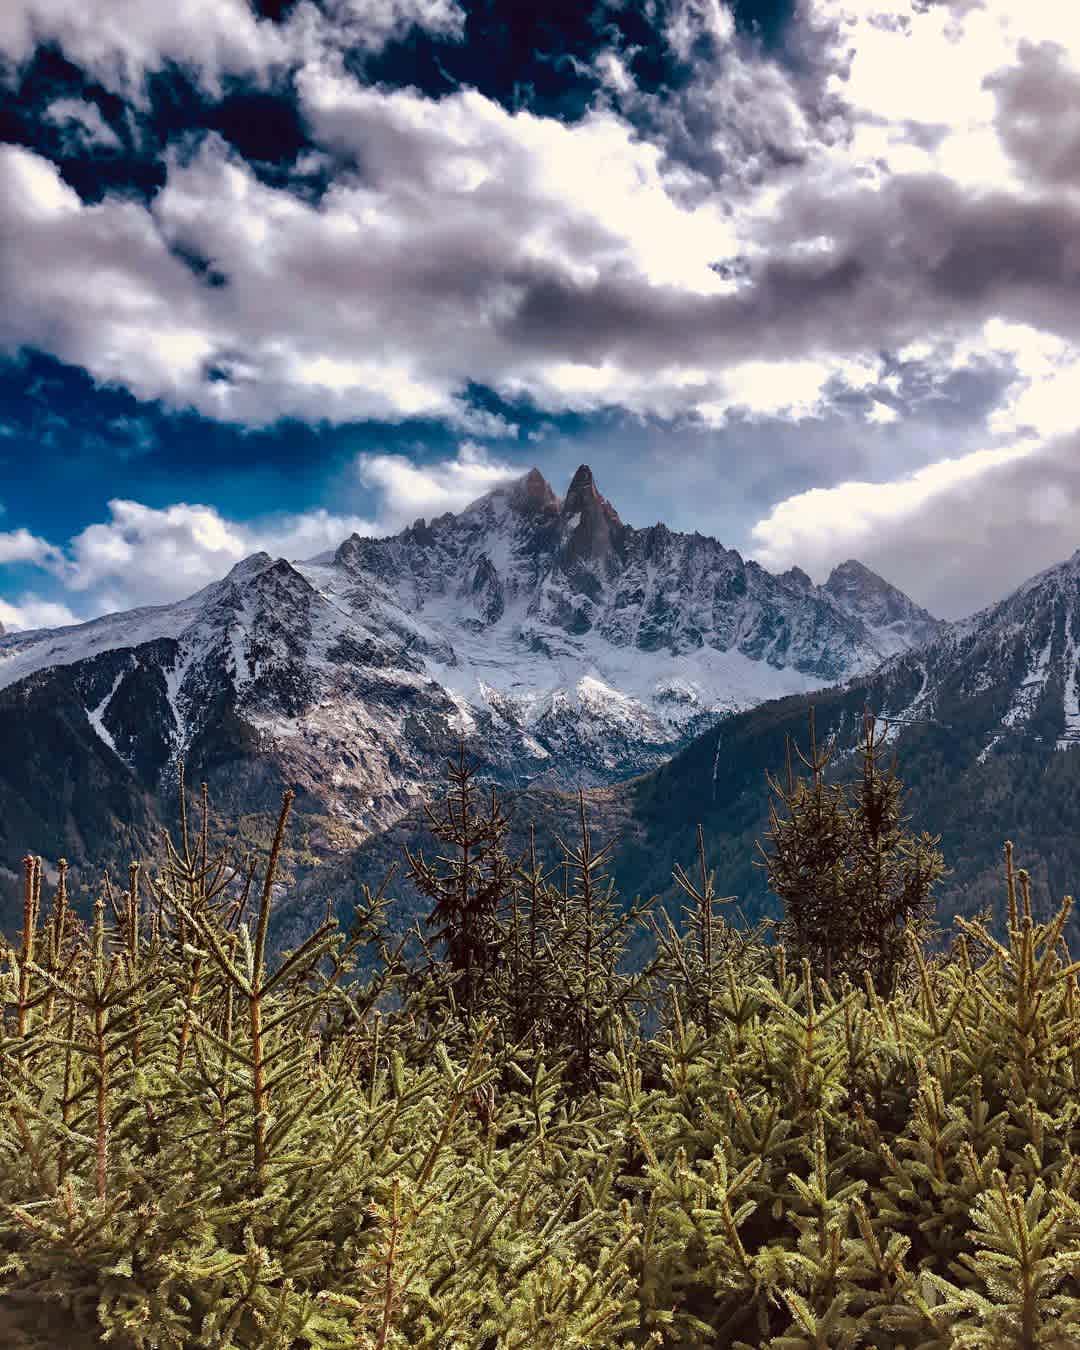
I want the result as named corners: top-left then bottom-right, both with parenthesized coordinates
top-left (269, 541), bottom-right (1080, 960)
top-left (0, 466), bottom-right (938, 928)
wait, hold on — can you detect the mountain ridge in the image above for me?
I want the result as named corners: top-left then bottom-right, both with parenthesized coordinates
top-left (0, 464), bottom-right (940, 929)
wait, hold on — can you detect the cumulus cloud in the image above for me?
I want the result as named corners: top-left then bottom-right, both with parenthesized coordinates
top-left (356, 442), bottom-right (518, 526)
top-left (987, 40), bottom-right (1080, 189)
top-left (0, 526), bottom-right (61, 567)
top-left (50, 498), bottom-right (379, 611)
top-left (0, 443), bottom-right (509, 623)
top-left (0, 594), bottom-right (80, 632)
top-left (5, 2), bottom-right (1080, 445)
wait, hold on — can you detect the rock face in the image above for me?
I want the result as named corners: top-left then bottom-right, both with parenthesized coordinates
top-left (0, 466), bottom-right (940, 906)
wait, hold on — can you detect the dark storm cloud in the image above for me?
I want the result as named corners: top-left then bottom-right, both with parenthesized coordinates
top-left (987, 41), bottom-right (1080, 189)
top-left (495, 169), bottom-right (1080, 373)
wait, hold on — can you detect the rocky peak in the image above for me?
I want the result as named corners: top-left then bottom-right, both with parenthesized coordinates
top-left (826, 558), bottom-right (879, 588)
top-left (824, 558), bottom-right (938, 636)
top-left (508, 467), bottom-right (559, 516)
top-left (559, 464), bottom-right (625, 569)
top-left (780, 565), bottom-right (812, 590)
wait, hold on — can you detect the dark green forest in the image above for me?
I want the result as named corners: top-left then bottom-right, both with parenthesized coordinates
top-left (5, 716), bottom-right (1080, 1346)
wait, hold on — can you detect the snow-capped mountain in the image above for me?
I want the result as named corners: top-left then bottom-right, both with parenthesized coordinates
top-left (0, 466), bottom-right (939, 884)
top-left (271, 533), bottom-right (1080, 960)
top-left (854, 545), bottom-right (1080, 761)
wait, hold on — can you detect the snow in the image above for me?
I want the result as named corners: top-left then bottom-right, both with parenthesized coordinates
top-left (1059, 611), bottom-right (1080, 749)
top-left (85, 672), bottom-right (125, 761)
top-left (1002, 627), bottom-right (1054, 728)
top-left (0, 471), bottom-right (946, 820)
top-left (977, 735), bottom-right (1002, 765)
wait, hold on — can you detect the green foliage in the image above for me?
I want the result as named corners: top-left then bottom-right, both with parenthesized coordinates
top-left (758, 709), bottom-right (947, 994)
top-left (6, 756), bottom-right (1080, 1347)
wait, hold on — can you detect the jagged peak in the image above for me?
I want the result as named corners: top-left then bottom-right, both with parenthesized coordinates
top-left (565, 463), bottom-right (596, 498)
top-left (508, 466), bottom-right (558, 514)
top-left (562, 464), bottom-right (622, 524)
top-left (823, 557), bottom-right (939, 633)
top-left (780, 565), bottom-right (812, 589)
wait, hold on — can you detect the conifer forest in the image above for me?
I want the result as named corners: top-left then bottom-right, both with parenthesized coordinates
top-left (4, 713), bottom-right (1080, 1349)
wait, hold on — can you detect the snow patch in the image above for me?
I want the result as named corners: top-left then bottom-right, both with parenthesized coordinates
top-left (1059, 611), bottom-right (1080, 749)
top-left (85, 672), bottom-right (125, 761)
top-left (1002, 627), bottom-right (1054, 728)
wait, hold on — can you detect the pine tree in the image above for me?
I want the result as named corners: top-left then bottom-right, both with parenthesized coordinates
top-left (846, 709), bottom-right (947, 995)
top-left (404, 747), bottom-right (514, 1025)
top-left (757, 708), bottom-right (852, 984)
top-left (758, 707), bottom-right (946, 993)
top-left (547, 792), bottom-right (659, 1087)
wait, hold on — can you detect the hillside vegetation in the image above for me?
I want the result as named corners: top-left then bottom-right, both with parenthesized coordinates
top-left (3, 722), bottom-right (1080, 1347)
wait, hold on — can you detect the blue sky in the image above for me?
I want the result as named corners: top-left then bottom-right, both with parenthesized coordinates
top-left (3, 0), bottom-right (1080, 628)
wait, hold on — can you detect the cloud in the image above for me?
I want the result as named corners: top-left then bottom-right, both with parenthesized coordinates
top-left (0, 526), bottom-right (61, 566)
top-left (0, 595), bottom-right (80, 632)
top-left (355, 441), bottom-right (518, 526)
top-left (746, 436), bottom-right (1080, 619)
top-left (0, 0), bottom-right (465, 98)
top-left (0, 443), bottom-right (508, 623)
top-left (43, 98), bottom-right (122, 152)
top-left (54, 498), bottom-right (379, 610)
top-left (0, 0), bottom-right (294, 98)
top-left (5, 2), bottom-right (1080, 447)
top-left (987, 40), bottom-right (1080, 189)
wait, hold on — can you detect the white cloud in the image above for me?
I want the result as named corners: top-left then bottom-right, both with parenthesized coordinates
top-left (54, 497), bottom-right (380, 608)
top-left (866, 399), bottom-right (899, 425)
top-left (807, 0), bottom-right (1080, 195)
top-left (747, 440), bottom-right (1060, 617)
top-left (0, 0), bottom-right (464, 98)
top-left (0, 527), bottom-right (61, 567)
top-left (43, 97), bottom-right (122, 151)
top-left (697, 354), bottom-right (885, 426)
top-left (663, 0), bottom-right (735, 63)
top-left (61, 500), bottom-right (251, 599)
top-left (0, 0), bottom-right (293, 98)
top-left (0, 443), bottom-right (507, 623)
top-left (0, 89), bottom-right (746, 428)
top-left (0, 595), bottom-right (80, 632)
top-left (5, 2), bottom-right (1080, 446)
top-left (751, 443), bottom-right (1038, 573)
top-left (356, 441), bottom-right (518, 526)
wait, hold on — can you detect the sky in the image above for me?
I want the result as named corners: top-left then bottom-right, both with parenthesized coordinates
top-left (3, 0), bottom-right (1080, 629)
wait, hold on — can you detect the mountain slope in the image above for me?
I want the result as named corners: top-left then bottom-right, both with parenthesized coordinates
top-left (0, 466), bottom-right (938, 928)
